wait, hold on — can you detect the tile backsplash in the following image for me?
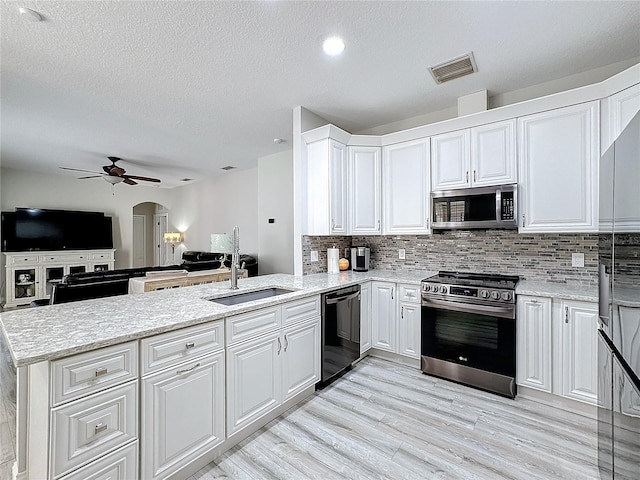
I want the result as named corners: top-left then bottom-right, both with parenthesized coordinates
top-left (303, 231), bottom-right (599, 284)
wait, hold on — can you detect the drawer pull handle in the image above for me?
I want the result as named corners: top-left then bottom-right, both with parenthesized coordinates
top-left (177, 363), bottom-right (200, 375)
top-left (95, 367), bottom-right (108, 377)
top-left (185, 342), bottom-right (195, 349)
top-left (284, 335), bottom-right (289, 352)
top-left (94, 423), bottom-right (108, 434)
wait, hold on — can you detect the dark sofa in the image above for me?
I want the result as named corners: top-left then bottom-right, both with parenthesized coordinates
top-left (46, 251), bottom-right (258, 305)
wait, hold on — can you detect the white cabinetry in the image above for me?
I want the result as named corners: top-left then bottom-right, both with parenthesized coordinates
top-left (560, 300), bottom-right (598, 404)
top-left (516, 295), bottom-right (597, 405)
top-left (305, 138), bottom-right (348, 235)
top-left (518, 102), bottom-right (599, 233)
top-left (360, 282), bottom-right (372, 354)
top-left (431, 120), bottom-right (516, 191)
top-left (141, 322), bottom-right (225, 480)
top-left (371, 282), bottom-right (397, 352)
top-left (602, 83), bottom-right (640, 152)
top-left (382, 138), bottom-right (430, 234)
top-left (226, 297), bottom-right (320, 437)
top-left (348, 146), bottom-right (381, 234)
top-left (370, 282), bottom-right (420, 359)
top-left (517, 296), bottom-right (552, 392)
top-left (3, 249), bottom-right (115, 307)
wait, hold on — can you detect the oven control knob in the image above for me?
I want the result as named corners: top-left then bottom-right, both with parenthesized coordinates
top-left (480, 289), bottom-right (490, 299)
top-left (423, 284), bottom-right (430, 292)
top-left (501, 292), bottom-right (512, 301)
top-left (439, 286), bottom-right (447, 294)
top-left (490, 291), bottom-right (500, 300)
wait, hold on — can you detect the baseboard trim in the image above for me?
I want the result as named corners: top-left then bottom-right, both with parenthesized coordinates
top-left (517, 385), bottom-right (598, 419)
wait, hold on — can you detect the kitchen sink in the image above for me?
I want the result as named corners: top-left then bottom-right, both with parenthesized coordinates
top-left (209, 287), bottom-right (296, 306)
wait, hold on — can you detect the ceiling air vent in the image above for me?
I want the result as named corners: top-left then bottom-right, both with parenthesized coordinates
top-left (221, 166), bottom-right (236, 171)
top-left (428, 52), bottom-right (478, 84)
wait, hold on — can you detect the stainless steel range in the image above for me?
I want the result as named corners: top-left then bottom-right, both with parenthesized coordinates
top-left (421, 271), bottom-right (519, 398)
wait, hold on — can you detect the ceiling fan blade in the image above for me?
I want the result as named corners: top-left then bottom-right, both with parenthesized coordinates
top-left (123, 174), bottom-right (161, 183)
top-left (123, 178), bottom-right (138, 185)
top-left (60, 166), bottom-right (103, 175)
top-left (78, 175), bottom-right (103, 179)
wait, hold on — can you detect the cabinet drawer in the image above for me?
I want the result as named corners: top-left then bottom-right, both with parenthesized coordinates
top-left (7, 254), bottom-right (39, 265)
top-left (51, 381), bottom-right (138, 479)
top-left (51, 342), bottom-right (138, 406)
top-left (42, 253), bottom-right (90, 263)
top-left (398, 284), bottom-right (420, 304)
top-left (91, 252), bottom-right (115, 261)
top-left (57, 441), bottom-right (138, 480)
top-left (226, 306), bottom-right (281, 345)
top-left (141, 321), bottom-right (224, 376)
top-left (282, 296), bottom-right (320, 326)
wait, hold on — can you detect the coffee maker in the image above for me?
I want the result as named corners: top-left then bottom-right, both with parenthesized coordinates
top-left (350, 247), bottom-right (370, 272)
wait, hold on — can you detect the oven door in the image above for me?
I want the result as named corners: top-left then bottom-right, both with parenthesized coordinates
top-left (421, 300), bottom-right (516, 377)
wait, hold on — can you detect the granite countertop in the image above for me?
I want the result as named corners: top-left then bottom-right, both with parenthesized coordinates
top-left (516, 280), bottom-right (598, 302)
top-left (0, 270), bottom-right (432, 368)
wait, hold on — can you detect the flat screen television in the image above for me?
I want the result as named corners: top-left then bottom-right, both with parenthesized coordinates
top-left (1, 208), bottom-right (113, 252)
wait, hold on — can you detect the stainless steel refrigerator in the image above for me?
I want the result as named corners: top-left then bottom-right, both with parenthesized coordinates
top-left (598, 110), bottom-right (640, 479)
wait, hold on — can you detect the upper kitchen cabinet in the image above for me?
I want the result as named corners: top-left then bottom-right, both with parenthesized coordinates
top-left (382, 138), bottom-right (431, 234)
top-left (305, 137), bottom-right (348, 235)
top-left (518, 101), bottom-right (599, 233)
top-left (602, 83), bottom-right (640, 153)
top-left (348, 146), bottom-right (381, 235)
top-left (431, 120), bottom-right (516, 191)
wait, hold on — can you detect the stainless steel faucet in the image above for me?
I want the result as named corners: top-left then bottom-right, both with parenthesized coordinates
top-left (230, 225), bottom-right (246, 290)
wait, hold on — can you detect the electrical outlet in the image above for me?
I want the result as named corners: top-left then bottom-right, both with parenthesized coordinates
top-left (399, 248), bottom-right (406, 260)
top-left (572, 253), bottom-right (584, 267)
top-left (310, 250), bottom-right (318, 262)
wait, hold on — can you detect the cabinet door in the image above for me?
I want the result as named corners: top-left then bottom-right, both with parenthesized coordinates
top-left (7, 266), bottom-right (40, 306)
top-left (516, 296), bottom-right (552, 392)
top-left (518, 102), bottom-right (599, 233)
top-left (360, 282), bottom-right (372, 354)
top-left (382, 138), bottom-right (430, 234)
top-left (471, 119), bottom-right (517, 187)
top-left (282, 317), bottom-right (320, 401)
top-left (348, 146), bottom-right (381, 234)
top-left (226, 331), bottom-right (281, 436)
top-left (561, 301), bottom-right (598, 404)
top-left (371, 282), bottom-right (397, 352)
top-left (329, 139), bottom-right (348, 234)
top-left (141, 352), bottom-right (225, 480)
top-left (398, 302), bottom-right (421, 359)
top-left (603, 83), bottom-right (640, 152)
top-left (431, 129), bottom-right (470, 190)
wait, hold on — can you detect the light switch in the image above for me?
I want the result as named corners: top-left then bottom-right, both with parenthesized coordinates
top-left (399, 249), bottom-right (406, 260)
top-left (310, 251), bottom-right (318, 262)
top-left (572, 253), bottom-right (584, 267)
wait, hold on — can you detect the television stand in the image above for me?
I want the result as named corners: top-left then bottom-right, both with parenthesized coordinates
top-left (3, 249), bottom-right (115, 308)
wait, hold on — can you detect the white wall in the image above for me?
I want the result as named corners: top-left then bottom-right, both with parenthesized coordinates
top-left (169, 168), bottom-right (259, 256)
top-left (258, 150), bottom-right (293, 274)
top-left (0, 167), bottom-right (173, 270)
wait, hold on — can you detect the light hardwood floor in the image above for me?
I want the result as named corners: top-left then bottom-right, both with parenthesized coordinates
top-left (189, 356), bottom-right (599, 480)
top-left (0, 344), bottom-right (599, 480)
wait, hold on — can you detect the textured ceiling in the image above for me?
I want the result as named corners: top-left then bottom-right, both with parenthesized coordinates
top-left (1, 1), bottom-right (639, 188)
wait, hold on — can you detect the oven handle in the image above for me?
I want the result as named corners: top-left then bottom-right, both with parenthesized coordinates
top-left (422, 297), bottom-right (515, 319)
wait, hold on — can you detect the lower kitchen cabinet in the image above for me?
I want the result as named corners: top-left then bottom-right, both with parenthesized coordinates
top-left (226, 315), bottom-right (321, 437)
top-left (141, 351), bottom-right (225, 480)
top-left (360, 282), bottom-right (372, 354)
top-left (59, 442), bottom-right (138, 480)
top-left (561, 300), bottom-right (598, 404)
top-left (371, 281), bottom-right (421, 359)
top-left (517, 296), bottom-right (552, 392)
top-left (371, 281), bottom-right (397, 352)
top-left (516, 295), bottom-right (597, 405)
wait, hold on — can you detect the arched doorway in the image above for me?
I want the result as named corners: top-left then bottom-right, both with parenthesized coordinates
top-left (132, 202), bottom-right (171, 267)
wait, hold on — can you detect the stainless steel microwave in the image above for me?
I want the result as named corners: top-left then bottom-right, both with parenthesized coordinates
top-left (431, 184), bottom-right (517, 230)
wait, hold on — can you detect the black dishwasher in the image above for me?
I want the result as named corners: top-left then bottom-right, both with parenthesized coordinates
top-left (321, 284), bottom-right (361, 384)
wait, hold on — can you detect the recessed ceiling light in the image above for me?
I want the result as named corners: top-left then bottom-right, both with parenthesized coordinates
top-left (322, 36), bottom-right (345, 57)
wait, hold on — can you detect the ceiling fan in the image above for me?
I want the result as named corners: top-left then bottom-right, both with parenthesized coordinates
top-left (60, 156), bottom-right (161, 186)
